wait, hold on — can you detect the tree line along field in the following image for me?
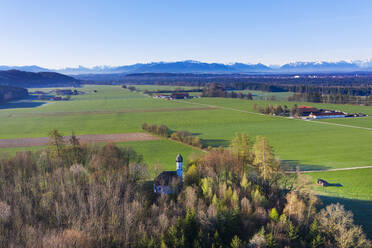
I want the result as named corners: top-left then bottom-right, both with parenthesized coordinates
top-left (1, 84), bottom-right (372, 237)
top-left (0, 140), bottom-right (202, 179)
top-left (230, 89), bottom-right (294, 101)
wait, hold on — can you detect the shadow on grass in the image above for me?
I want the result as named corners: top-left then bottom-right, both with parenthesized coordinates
top-left (0, 101), bottom-right (48, 109)
top-left (281, 160), bottom-right (332, 171)
top-left (202, 139), bottom-right (230, 147)
top-left (318, 195), bottom-right (372, 239)
top-left (325, 183), bottom-right (343, 187)
top-left (191, 132), bottom-right (203, 136)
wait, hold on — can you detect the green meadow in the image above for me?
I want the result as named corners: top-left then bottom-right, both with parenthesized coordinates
top-left (232, 89), bottom-right (293, 101)
top-left (131, 84), bottom-right (201, 92)
top-left (1, 85), bottom-right (372, 171)
top-left (308, 169), bottom-right (372, 237)
top-left (319, 116), bottom-right (372, 128)
top-left (116, 140), bottom-right (203, 177)
top-left (308, 169), bottom-right (372, 200)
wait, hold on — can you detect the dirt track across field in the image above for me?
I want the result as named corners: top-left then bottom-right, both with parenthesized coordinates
top-left (0, 132), bottom-right (159, 148)
top-left (286, 165), bottom-right (372, 173)
top-left (9, 107), bottom-right (216, 118)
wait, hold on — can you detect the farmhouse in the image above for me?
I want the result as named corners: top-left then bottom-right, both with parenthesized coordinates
top-left (309, 112), bottom-right (345, 119)
top-left (52, 96), bottom-right (63, 101)
top-left (38, 95), bottom-right (50, 100)
top-left (56, 89), bottom-right (73, 95)
top-left (297, 105), bottom-right (364, 119)
top-left (297, 105), bottom-right (319, 116)
top-left (170, 93), bottom-right (189, 100)
top-left (154, 94), bottom-right (170, 99)
top-left (154, 154), bottom-right (183, 194)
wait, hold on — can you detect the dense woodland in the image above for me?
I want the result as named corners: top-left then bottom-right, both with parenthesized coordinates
top-left (202, 82), bottom-right (372, 105)
top-left (0, 70), bottom-right (79, 88)
top-left (87, 73), bottom-right (372, 105)
top-left (81, 72), bottom-right (372, 87)
top-left (0, 85), bottom-right (28, 103)
top-left (288, 92), bottom-right (372, 105)
top-left (202, 83), bottom-right (253, 99)
top-left (0, 131), bottom-right (370, 247)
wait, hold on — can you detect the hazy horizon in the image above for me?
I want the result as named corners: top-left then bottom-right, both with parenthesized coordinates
top-left (3, 58), bottom-right (372, 70)
top-left (1, 0), bottom-right (372, 68)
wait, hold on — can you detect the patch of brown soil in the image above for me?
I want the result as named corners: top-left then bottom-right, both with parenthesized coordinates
top-left (0, 132), bottom-right (159, 148)
top-left (11, 107), bottom-right (216, 118)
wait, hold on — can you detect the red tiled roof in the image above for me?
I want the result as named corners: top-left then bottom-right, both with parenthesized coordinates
top-left (298, 105), bottom-right (315, 109)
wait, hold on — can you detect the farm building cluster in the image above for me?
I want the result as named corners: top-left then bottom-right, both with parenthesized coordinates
top-left (32, 89), bottom-right (83, 101)
top-left (153, 92), bottom-right (191, 100)
top-left (298, 105), bottom-right (367, 119)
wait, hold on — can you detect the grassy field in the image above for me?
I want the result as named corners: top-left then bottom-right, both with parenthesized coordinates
top-left (116, 139), bottom-right (203, 176)
top-left (1, 86), bottom-right (372, 170)
top-left (308, 169), bottom-right (372, 200)
top-left (307, 169), bottom-right (372, 237)
top-left (232, 89), bottom-right (293, 101)
top-left (186, 97), bottom-right (372, 115)
top-left (131, 84), bottom-right (201, 92)
top-left (133, 84), bottom-right (202, 96)
top-left (319, 116), bottom-right (372, 128)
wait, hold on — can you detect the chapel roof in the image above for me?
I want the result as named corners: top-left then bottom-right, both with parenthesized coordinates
top-left (154, 171), bottom-right (179, 186)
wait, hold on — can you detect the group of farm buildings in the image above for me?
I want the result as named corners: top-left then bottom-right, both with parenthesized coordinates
top-left (297, 105), bottom-right (366, 119)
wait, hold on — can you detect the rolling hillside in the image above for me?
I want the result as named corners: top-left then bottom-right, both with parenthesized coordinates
top-left (0, 70), bottom-right (80, 87)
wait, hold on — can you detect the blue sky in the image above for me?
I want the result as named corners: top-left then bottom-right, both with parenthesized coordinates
top-left (1, 0), bottom-right (372, 68)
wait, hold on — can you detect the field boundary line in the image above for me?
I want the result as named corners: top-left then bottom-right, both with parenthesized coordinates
top-left (141, 130), bottom-right (208, 153)
top-left (173, 100), bottom-right (272, 117)
top-left (7, 106), bottom-right (216, 118)
top-left (174, 100), bottom-right (372, 131)
top-left (286, 165), bottom-right (372, 173)
top-left (306, 120), bottom-right (372, 131)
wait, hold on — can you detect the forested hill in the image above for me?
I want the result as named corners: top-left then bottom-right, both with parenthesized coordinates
top-left (0, 70), bottom-right (80, 87)
top-left (0, 85), bottom-right (28, 103)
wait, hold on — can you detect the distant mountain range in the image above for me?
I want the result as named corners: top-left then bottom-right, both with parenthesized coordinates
top-left (0, 70), bottom-right (79, 87)
top-left (1, 60), bottom-right (372, 75)
top-left (0, 65), bottom-right (50, 73)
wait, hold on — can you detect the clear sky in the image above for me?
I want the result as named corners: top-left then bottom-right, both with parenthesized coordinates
top-left (1, 0), bottom-right (372, 68)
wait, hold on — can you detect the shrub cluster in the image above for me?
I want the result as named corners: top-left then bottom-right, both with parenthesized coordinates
top-left (170, 130), bottom-right (203, 148)
top-left (253, 103), bottom-right (291, 116)
top-left (128, 86), bottom-right (137, 91)
top-left (142, 123), bottom-right (204, 148)
top-left (142, 123), bottom-right (170, 137)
